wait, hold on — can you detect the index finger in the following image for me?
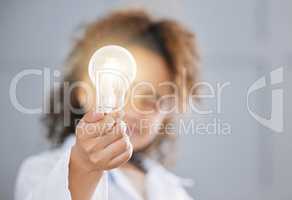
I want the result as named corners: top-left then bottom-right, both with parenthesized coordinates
top-left (83, 111), bottom-right (104, 123)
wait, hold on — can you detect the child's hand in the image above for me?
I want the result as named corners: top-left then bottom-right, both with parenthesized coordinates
top-left (70, 111), bottom-right (133, 173)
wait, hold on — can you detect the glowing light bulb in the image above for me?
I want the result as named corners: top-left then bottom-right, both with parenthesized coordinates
top-left (88, 45), bottom-right (137, 112)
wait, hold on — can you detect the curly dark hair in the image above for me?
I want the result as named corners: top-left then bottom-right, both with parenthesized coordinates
top-left (43, 9), bottom-right (200, 166)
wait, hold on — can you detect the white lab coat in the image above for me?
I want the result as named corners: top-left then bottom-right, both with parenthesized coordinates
top-left (15, 136), bottom-right (193, 200)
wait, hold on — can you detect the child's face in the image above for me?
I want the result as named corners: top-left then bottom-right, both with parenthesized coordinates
top-left (80, 45), bottom-right (173, 151)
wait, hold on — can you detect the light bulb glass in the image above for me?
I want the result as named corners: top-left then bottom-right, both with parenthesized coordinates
top-left (88, 45), bottom-right (137, 112)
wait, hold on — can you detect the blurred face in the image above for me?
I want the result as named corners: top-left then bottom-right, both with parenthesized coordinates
top-left (123, 45), bottom-right (173, 151)
top-left (79, 45), bottom-right (173, 151)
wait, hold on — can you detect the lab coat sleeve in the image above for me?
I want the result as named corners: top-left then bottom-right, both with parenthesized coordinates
top-left (14, 147), bottom-right (73, 200)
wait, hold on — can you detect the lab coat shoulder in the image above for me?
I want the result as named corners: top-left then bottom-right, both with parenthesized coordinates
top-left (144, 159), bottom-right (194, 200)
top-left (15, 146), bottom-right (73, 200)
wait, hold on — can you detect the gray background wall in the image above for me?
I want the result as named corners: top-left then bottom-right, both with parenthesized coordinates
top-left (0, 0), bottom-right (291, 200)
